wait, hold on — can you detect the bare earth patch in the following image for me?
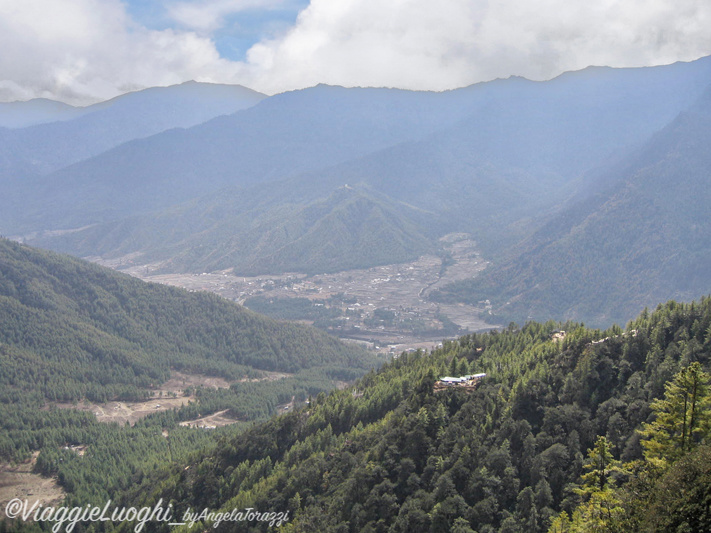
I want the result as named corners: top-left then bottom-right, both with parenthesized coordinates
top-left (0, 453), bottom-right (64, 518)
top-left (54, 372), bottom-right (293, 426)
top-left (237, 370), bottom-right (293, 383)
top-left (161, 371), bottom-right (232, 392)
top-left (57, 397), bottom-right (192, 426)
top-left (179, 409), bottom-right (241, 429)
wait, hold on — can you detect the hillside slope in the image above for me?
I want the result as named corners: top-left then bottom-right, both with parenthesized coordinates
top-left (33, 185), bottom-right (441, 275)
top-left (0, 238), bottom-right (369, 402)
top-left (433, 86), bottom-right (711, 327)
top-left (111, 298), bottom-right (711, 532)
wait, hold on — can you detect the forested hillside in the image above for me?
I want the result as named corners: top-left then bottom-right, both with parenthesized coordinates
top-left (98, 298), bottom-right (711, 532)
top-left (433, 85), bottom-right (711, 327)
top-left (0, 239), bottom-right (379, 512)
top-left (35, 186), bottom-right (441, 275)
top-left (0, 238), bottom-right (369, 402)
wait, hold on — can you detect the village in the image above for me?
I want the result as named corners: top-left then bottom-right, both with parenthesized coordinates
top-left (110, 233), bottom-right (498, 354)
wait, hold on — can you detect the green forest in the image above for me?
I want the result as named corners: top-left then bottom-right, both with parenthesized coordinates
top-left (1, 237), bottom-right (710, 532)
top-left (0, 238), bottom-right (370, 395)
top-left (0, 238), bottom-right (379, 520)
top-left (117, 297), bottom-right (706, 532)
top-left (3, 296), bottom-right (709, 532)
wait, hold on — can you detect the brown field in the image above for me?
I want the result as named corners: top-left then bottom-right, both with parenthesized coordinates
top-left (57, 396), bottom-right (192, 426)
top-left (53, 371), bottom-right (228, 426)
top-left (54, 371), bottom-right (293, 426)
top-left (0, 453), bottom-right (64, 518)
top-left (179, 409), bottom-right (241, 429)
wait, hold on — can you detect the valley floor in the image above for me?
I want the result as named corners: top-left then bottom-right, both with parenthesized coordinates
top-left (99, 234), bottom-right (498, 353)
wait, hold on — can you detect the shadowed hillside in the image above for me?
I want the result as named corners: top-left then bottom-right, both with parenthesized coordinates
top-left (433, 87), bottom-right (711, 326)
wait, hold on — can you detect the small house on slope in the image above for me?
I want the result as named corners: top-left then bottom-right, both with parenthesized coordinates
top-left (434, 373), bottom-right (486, 392)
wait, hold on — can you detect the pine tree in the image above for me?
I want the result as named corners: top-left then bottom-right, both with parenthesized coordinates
top-left (549, 436), bottom-right (627, 533)
top-left (639, 362), bottom-right (711, 467)
top-left (579, 436), bottom-right (625, 492)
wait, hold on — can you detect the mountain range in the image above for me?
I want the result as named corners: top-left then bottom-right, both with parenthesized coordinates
top-left (0, 82), bottom-right (265, 230)
top-left (0, 81), bottom-right (265, 175)
top-left (3, 56), bottom-right (711, 326)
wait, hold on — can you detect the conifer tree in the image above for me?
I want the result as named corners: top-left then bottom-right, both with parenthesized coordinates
top-left (579, 436), bottom-right (625, 492)
top-left (548, 436), bottom-right (627, 532)
top-left (639, 362), bottom-right (711, 467)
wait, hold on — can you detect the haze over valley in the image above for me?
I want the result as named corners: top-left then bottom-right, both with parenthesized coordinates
top-left (5, 55), bottom-right (711, 334)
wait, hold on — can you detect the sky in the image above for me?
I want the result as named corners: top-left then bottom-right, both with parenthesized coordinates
top-left (1, 0), bottom-right (711, 105)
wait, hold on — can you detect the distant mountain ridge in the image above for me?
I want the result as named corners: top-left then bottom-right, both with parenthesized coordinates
top-left (0, 81), bottom-right (265, 177)
top-left (0, 82), bottom-right (266, 234)
top-left (5, 57), bottom-right (711, 327)
top-left (6, 84), bottom-right (482, 233)
top-left (0, 98), bottom-right (85, 128)
top-left (10, 57), bottom-right (711, 235)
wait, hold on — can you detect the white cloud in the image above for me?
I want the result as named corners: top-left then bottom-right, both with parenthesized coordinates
top-left (167, 0), bottom-right (285, 33)
top-left (0, 0), bottom-right (248, 104)
top-left (1, 0), bottom-right (710, 104)
top-left (240, 0), bottom-right (711, 94)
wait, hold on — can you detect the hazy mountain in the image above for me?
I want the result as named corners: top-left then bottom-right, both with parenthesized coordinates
top-left (0, 81), bottom-right (265, 178)
top-left (433, 86), bottom-right (711, 326)
top-left (7, 83), bottom-right (487, 234)
top-left (14, 57), bottom-right (711, 244)
top-left (30, 185), bottom-right (441, 275)
top-left (0, 98), bottom-right (86, 128)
